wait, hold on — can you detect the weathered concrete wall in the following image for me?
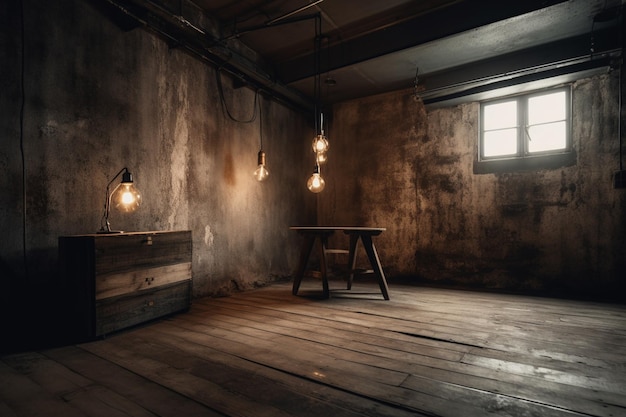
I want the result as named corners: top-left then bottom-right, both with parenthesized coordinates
top-left (0, 0), bottom-right (315, 318)
top-left (320, 73), bottom-right (626, 300)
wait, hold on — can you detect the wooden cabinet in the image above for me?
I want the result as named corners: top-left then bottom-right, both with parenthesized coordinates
top-left (58, 230), bottom-right (192, 339)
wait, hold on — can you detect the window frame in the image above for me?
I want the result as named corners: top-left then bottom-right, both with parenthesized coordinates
top-left (474, 84), bottom-right (576, 174)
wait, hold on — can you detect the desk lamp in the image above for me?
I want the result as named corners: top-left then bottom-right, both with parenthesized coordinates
top-left (99, 167), bottom-right (141, 233)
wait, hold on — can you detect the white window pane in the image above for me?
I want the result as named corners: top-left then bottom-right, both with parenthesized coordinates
top-left (484, 128), bottom-right (518, 157)
top-left (528, 91), bottom-right (566, 124)
top-left (528, 121), bottom-right (567, 153)
top-left (484, 101), bottom-right (517, 130)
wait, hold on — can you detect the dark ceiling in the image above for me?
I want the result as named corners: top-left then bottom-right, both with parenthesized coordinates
top-left (100, 0), bottom-right (622, 109)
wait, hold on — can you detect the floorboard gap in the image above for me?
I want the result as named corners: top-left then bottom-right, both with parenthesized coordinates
top-left (393, 332), bottom-right (484, 349)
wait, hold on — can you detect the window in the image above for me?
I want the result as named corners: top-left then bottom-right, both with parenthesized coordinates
top-left (478, 87), bottom-right (572, 171)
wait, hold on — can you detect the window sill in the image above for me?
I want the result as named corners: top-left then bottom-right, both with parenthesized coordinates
top-left (473, 151), bottom-right (576, 174)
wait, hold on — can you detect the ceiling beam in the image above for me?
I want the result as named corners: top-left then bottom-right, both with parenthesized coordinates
top-left (419, 27), bottom-right (622, 102)
top-left (278, 0), bottom-right (570, 84)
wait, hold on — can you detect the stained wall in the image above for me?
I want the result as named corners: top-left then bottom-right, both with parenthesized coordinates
top-left (320, 73), bottom-right (626, 300)
top-left (0, 0), bottom-right (315, 348)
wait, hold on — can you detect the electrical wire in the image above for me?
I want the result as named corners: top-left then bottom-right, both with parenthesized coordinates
top-left (314, 13), bottom-right (321, 134)
top-left (215, 66), bottom-right (258, 124)
top-left (258, 95), bottom-right (263, 150)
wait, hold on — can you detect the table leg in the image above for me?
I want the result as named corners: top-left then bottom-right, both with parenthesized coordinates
top-left (318, 234), bottom-right (330, 298)
top-left (293, 235), bottom-right (315, 295)
top-left (361, 235), bottom-right (390, 300)
top-left (347, 234), bottom-right (359, 290)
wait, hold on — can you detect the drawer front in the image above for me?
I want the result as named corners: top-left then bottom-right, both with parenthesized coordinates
top-left (95, 281), bottom-right (191, 336)
top-left (96, 262), bottom-right (192, 300)
top-left (94, 231), bottom-right (192, 276)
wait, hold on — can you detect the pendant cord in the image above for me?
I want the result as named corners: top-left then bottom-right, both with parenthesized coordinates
top-left (259, 97), bottom-right (263, 150)
top-left (314, 13), bottom-right (321, 134)
top-left (216, 67), bottom-right (258, 124)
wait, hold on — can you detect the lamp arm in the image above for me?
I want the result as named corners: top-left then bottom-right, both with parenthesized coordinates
top-left (106, 167), bottom-right (129, 189)
top-left (100, 167), bottom-right (129, 232)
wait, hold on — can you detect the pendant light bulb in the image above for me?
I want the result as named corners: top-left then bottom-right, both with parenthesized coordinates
top-left (307, 165), bottom-right (325, 193)
top-left (316, 150), bottom-right (328, 165)
top-left (312, 134), bottom-right (329, 154)
top-left (253, 150), bottom-right (269, 182)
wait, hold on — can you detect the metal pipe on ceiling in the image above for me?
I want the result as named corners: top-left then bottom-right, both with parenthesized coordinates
top-left (102, 0), bottom-right (314, 111)
top-left (266, 0), bottom-right (324, 25)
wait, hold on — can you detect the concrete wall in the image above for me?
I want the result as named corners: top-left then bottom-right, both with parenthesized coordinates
top-left (320, 73), bottom-right (626, 300)
top-left (1, 0), bottom-right (315, 344)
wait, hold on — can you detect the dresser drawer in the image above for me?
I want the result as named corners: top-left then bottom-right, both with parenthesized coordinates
top-left (96, 262), bottom-right (192, 300)
top-left (95, 281), bottom-right (191, 336)
top-left (94, 231), bottom-right (192, 276)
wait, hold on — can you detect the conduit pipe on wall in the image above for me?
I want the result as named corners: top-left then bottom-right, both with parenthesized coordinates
top-left (102, 0), bottom-right (314, 112)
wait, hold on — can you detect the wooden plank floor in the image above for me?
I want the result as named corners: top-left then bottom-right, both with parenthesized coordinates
top-left (2, 279), bottom-right (626, 417)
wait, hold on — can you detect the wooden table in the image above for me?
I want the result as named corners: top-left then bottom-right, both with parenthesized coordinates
top-left (290, 226), bottom-right (390, 300)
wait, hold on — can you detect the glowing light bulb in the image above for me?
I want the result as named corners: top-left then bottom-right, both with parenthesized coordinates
top-left (253, 150), bottom-right (269, 182)
top-left (121, 190), bottom-right (135, 205)
top-left (99, 168), bottom-right (142, 233)
top-left (111, 179), bottom-right (141, 212)
top-left (307, 166), bottom-right (325, 193)
top-left (254, 165), bottom-right (269, 182)
top-left (312, 134), bottom-right (329, 154)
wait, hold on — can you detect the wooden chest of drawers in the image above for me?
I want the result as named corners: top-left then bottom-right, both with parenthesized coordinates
top-left (58, 230), bottom-right (192, 339)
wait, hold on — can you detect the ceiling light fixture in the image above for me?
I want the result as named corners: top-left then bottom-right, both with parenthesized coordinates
top-left (307, 164), bottom-right (325, 193)
top-left (254, 149), bottom-right (269, 182)
top-left (312, 113), bottom-right (329, 158)
top-left (253, 98), bottom-right (269, 182)
top-left (308, 14), bottom-right (329, 192)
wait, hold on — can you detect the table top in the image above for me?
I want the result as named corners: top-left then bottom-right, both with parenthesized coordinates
top-left (290, 226), bottom-right (386, 233)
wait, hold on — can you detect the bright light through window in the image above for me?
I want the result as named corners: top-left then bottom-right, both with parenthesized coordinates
top-left (528, 91), bottom-right (566, 124)
top-left (483, 101), bottom-right (517, 157)
top-left (527, 91), bottom-right (567, 153)
top-left (481, 87), bottom-right (569, 160)
top-left (484, 101), bottom-right (517, 130)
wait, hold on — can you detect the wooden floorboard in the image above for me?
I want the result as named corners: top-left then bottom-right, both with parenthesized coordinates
top-left (2, 280), bottom-right (625, 417)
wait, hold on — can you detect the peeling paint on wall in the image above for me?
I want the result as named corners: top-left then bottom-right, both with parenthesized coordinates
top-left (167, 77), bottom-right (191, 229)
top-left (204, 224), bottom-right (214, 247)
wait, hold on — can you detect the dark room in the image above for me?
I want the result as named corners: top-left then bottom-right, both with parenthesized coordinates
top-left (1, 0), bottom-right (625, 416)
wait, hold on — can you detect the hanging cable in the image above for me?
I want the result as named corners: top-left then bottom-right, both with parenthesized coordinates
top-left (313, 13), bottom-right (322, 134)
top-left (258, 96), bottom-right (263, 150)
top-left (215, 66), bottom-right (258, 123)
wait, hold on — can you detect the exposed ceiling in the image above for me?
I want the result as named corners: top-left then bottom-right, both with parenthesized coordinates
top-left (100, 0), bottom-right (623, 109)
